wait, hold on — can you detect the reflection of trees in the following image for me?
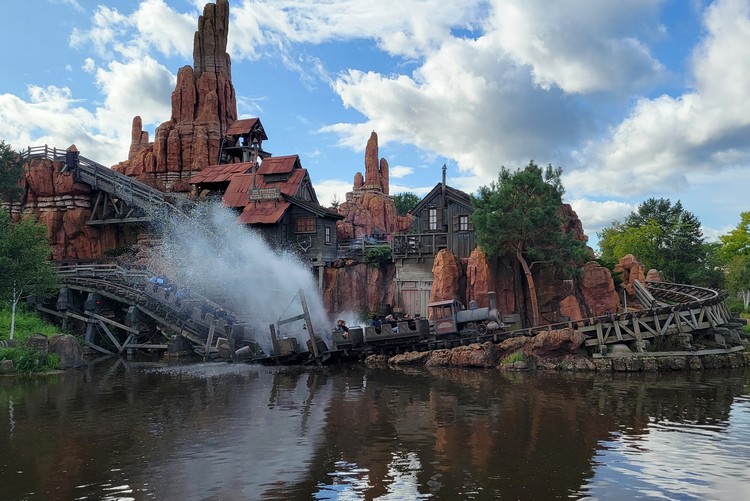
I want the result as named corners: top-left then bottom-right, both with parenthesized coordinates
top-left (302, 368), bottom-right (746, 500)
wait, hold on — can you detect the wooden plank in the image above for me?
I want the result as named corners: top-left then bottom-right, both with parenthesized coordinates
top-left (85, 340), bottom-right (115, 356)
top-left (613, 319), bottom-right (623, 341)
top-left (204, 321), bottom-right (216, 361)
top-left (89, 312), bottom-right (140, 334)
top-left (97, 321), bottom-right (123, 353)
top-left (127, 344), bottom-right (168, 349)
top-left (299, 289), bottom-right (321, 365)
top-left (277, 313), bottom-right (306, 326)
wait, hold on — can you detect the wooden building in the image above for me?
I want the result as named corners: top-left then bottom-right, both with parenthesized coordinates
top-left (392, 165), bottom-right (475, 260)
top-left (392, 165), bottom-right (476, 318)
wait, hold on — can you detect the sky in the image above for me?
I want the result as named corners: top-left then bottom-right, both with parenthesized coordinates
top-left (1, 0), bottom-right (750, 250)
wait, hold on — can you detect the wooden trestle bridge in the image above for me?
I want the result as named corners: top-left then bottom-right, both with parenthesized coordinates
top-left (19, 145), bottom-right (747, 360)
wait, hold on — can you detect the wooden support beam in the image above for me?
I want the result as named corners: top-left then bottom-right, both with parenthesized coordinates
top-left (90, 312), bottom-right (140, 334)
top-left (204, 320), bottom-right (216, 361)
top-left (97, 320), bottom-right (123, 353)
top-left (85, 341), bottom-right (115, 356)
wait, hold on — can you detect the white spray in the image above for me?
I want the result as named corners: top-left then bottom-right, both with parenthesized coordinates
top-left (153, 202), bottom-right (332, 353)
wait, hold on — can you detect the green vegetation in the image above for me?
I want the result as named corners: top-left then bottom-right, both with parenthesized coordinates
top-left (719, 212), bottom-right (750, 312)
top-left (0, 140), bottom-right (24, 203)
top-left (0, 304), bottom-right (63, 373)
top-left (472, 162), bottom-right (589, 326)
top-left (598, 198), bottom-right (705, 284)
top-left (392, 192), bottom-right (420, 216)
top-left (364, 245), bottom-right (392, 268)
top-left (501, 351), bottom-right (525, 365)
top-left (0, 210), bottom-right (59, 339)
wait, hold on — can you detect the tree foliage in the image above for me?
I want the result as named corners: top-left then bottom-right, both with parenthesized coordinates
top-left (0, 210), bottom-right (59, 339)
top-left (719, 213), bottom-right (750, 311)
top-left (598, 198), bottom-right (705, 283)
top-left (471, 162), bottom-right (589, 326)
top-left (718, 211), bottom-right (750, 260)
top-left (0, 140), bottom-right (25, 203)
top-left (392, 192), bottom-right (420, 216)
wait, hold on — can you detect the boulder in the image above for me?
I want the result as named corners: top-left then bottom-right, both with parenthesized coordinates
top-left (429, 249), bottom-right (462, 303)
top-left (579, 261), bottom-right (620, 317)
top-left (48, 334), bottom-right (85, 369)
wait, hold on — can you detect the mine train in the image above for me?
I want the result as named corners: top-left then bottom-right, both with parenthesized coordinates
top-left (331, 291), bottom-right (506, 352)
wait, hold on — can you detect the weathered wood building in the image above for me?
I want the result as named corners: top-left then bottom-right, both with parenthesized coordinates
top-left (392, 165), bottom-right (476, 317)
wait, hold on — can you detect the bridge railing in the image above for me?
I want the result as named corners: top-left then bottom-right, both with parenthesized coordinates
top-left (22, 144), bottom-right (195, 217)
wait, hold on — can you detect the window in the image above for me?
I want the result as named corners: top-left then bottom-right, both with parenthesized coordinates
top-left (453, 214), bottom-right (472, 232)
top-left (296, 218), bottom-right (316, 233)
top-left (428, 208), bottom-right (437, 230)
top-left (325, 226), bottom-right (331, 244)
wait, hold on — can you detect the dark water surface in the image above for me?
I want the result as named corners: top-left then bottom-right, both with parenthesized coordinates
top-left (1, 360), bottom-right (749, 500)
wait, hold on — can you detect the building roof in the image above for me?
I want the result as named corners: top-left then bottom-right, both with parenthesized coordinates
top-left (189, 162), bottom-right (253, 184)
top-left (257, 155), bottom-right (298, 175)
top-left (226, 118), bottom-right (268, 140)
top-left (410, 183), bottom-right (474, 215)
top-left (239, 200), bottom-right (291, 224)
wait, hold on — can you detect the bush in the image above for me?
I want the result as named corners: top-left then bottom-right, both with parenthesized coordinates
top-left (0, 346), bottom-right (58, 373)
top-left (0, 303), bottom-right (61, 341)
top-left (364, 245), bottom-right (392, 268)
top-left (501, 351), bottom-right (524, 365)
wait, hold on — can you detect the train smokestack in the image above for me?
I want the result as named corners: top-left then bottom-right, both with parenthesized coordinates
top-left (487, 291), bottom-right (497, 312)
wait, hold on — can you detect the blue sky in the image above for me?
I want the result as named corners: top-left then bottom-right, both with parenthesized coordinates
top-left (2, 0), bottom-right (750, 249)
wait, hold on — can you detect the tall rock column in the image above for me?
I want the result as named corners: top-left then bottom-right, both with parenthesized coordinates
top-left (113, 0), bottom-right (237, 191)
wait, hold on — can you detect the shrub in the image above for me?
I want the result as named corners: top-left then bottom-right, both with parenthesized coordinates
top-left (364, 245), bottom-right (392, 268)
top-left (0, 346), bottom-right (57, 373)
top-left (501, 351), bottom-right (524, 365)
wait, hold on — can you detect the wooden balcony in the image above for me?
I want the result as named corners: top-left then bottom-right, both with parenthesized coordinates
top-left (392, 232), bottom-right (448, 259)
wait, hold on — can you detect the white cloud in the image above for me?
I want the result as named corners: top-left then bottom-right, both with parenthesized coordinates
top-left (491, 0), bottom-right (665, 94)
top-left (566, 0), bottom-right (750, 197)
top-left (567, 199), bottom-right (635, 237)
top-left (82, 58), bottom-right (96, 73)
top-left (389, 165), bottom-right (413, 178)
top-left (314, 179), bottom-right (354, 207)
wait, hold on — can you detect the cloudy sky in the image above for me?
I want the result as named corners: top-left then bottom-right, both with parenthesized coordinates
top-left (2, 0), bottom-right (749, 248)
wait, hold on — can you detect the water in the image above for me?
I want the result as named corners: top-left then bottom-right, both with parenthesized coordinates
top-left (2, 361), bottom-right (750, 500)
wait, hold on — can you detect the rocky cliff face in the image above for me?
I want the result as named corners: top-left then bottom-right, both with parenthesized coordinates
top-left (323, 258), bottom-right (396, 314)
top-left (16, 158), bottom-right (128, 260)
top-left (113, 0), bottom-right (236, 191)
top-left (336, 132), bottom-right (411, 239)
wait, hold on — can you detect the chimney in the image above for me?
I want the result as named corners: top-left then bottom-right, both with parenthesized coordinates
top-left (487, 291), bottom-right (497, 312)
top-left (441, 164), bottom-right (447, 208)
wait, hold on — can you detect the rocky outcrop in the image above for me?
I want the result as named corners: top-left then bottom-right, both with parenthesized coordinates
top-left (615, 254), bottom-right (647, 302)
top-left (322, 259), bottom-right (396, 314)
top-left (578, 261), bottom-right (620, 317)
top-left (48, 334), bottom-right (85, 368)
top-left (113, 0), bottom-right (236, 191)
top-left (429, 249), bottom-right (462, 303)
top-left (20, 158), bottom-right (126, 260)
top-left (336, 132), bottom-right (411, 239)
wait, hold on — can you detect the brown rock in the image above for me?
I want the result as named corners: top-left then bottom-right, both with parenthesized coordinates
top-left (646, 269), bottom-right (664, 282)
top-left (615, 254), bottom-right (647, 303)
top-left (579, 261), bottom-right (620, 317)
top-left (429, 249), bottom-right (461, 304)
top-left (389, 351), bottom-right (431, 366)
top-left (48, 334), bottom-right (85, 369)
top-left (322, 261), bottom-right (396, 315)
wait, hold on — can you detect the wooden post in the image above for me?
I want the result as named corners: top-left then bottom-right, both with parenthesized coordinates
top-left (269, 323), bottom-right (281, 365)
top-left (204, 320), bottom-right (216, 361)
top-left (298, 289), bottom-right (321, 365)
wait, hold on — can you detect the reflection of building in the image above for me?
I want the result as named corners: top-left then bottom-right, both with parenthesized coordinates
top-left (392, 165), bottom-right (475, 317)
top-left (190, 118), bottom-right (343, 281)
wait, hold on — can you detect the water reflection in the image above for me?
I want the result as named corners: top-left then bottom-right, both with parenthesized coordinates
top-left (1, 362), bottom-right (749, 500)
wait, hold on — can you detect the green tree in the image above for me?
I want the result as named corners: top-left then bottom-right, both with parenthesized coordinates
top-left (0, 211), bottom-right (59, 339)
top-left (0, 140), bottom-right (25, 203)
top-left (718, 211), bottom-right (750, 260)
top-left (598, 198), bottom-right (705, 283)
top-left (392, 192), bottom-right (420, 216)
top-left (718, 213), bottom-right (750, 310)
top-left (471, 162), bottom-right (588, 327)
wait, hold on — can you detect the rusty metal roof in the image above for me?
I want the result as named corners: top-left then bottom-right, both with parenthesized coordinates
top-left (189, 162), bottom-right (254, 184)
top-left (257, 155), bottom-right (298, 175)
top-left (226, 118), bottom-right (268, 139)
top-left (239, 200), bottom-right (290, 224)
top-left (222, 174), bottom-right (255, 207)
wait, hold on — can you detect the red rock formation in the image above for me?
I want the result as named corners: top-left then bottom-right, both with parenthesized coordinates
top-left (646, 269), bottom-right (664, 282)
top-left (113, 0), bottom-right (237, 190)
top-left (20, 158), bottom-right (126, 260)
top-left (336, 132), bottom-right (411, 239)
top-left (323, 259), bottom-right (396, 315)
top-left (579, 261), bottom-right (620, 317)
top-left (429, 249), bottom-right (462, 304)
top-left (615, 254), bottom-right (646, 303)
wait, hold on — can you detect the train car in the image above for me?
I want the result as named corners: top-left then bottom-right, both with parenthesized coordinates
top-left (428, 291), bottom-right (505, 337)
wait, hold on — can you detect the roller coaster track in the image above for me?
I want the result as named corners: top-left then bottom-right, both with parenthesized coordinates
top-left (45, 264), bottom-right (228, 353)
top-left (22, 145), bottom-right (194, 219)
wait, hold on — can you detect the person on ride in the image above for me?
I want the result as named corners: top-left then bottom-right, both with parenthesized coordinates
top-left (371, 315), bottom-right (382, 334)
top-left (336, 319), bottom-right (349, 339)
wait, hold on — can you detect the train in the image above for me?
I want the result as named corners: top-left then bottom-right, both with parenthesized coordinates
top-left (330, 291), bottom-right (506, 354)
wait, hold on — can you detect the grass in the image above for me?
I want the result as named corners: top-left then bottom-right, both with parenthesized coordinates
top-left (0, 302), bottom-right (64, 373)
top-left (0, 303), bottom-right (60, 342)
top-left (501, 351), bottom-right (525, 365)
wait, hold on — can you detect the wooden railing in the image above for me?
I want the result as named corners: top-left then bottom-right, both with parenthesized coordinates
top-left (391, 232), bottom-right (448, 258)
top-left (23, 145), bottom-right (194, 217)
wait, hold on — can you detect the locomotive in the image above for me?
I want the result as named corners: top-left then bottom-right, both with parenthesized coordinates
top-left (331, 291), bottom-right (505, 352)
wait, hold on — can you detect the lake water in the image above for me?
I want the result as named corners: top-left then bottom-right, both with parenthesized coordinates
top-left (1, 360), bottom-right (749, 500)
